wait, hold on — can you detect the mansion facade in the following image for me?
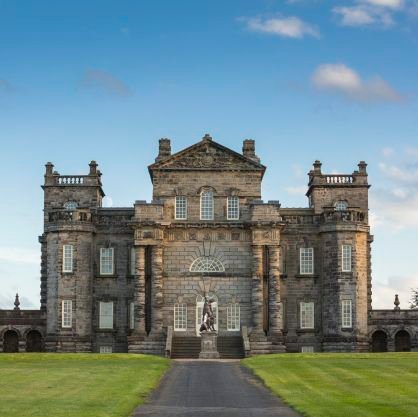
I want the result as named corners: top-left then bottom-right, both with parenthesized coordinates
top-left (1, 135), bottom-right (417, 355)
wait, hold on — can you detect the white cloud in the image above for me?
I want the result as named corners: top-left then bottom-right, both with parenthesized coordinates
top-left (379, 162), bottom-right (418, 184)
top-left (243, 16), bottom-right (320, 39)
top-left (373, 274), bottom-right (417, 309)
top-left (284, 185), bottom-right (307, 195)
top-left (362, 0), bottom-right (404, 9)
top-left (0, 247), bottom-right (39, 265)
top-left (102, 196), bottom-right (113, 207)
top-left (333, 4), bottom-right (395, 27)
top-left (311, 63), bottom-right (402, 103)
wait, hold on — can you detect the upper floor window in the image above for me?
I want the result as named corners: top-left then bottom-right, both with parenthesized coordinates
top-left (227, 303), bottom-right (240, 331)
top-left (99, 301), bottom-right (114, 329)
top-left (300, 248), bottom-right (314, 275)
top-left (300, 302), bottom-right (314, 329)
top-left (175, 196), bottom-right (187, 220)
top-left (200, 190), bottom-right (214, 220)
top-left (341, 300), bottom-right (352, 328)
top-left (62, 300), bottom-right (72, 328)
top-left (62, 245), bottom-right (74, 273)
top-left (227, 196), bottom-right (239, 220)
top-left (100, 248), bottom-right (114, 275)
top-left (342, 245), bottom-right (352, 272)
top-left (190, 256), bottom-right (225, 273)
top-left (335, 200), bottom-right (348, 211)
top-left (64, 201), bottom-right (77, 211)
top-left (174, 303), bottom-right (187, 331)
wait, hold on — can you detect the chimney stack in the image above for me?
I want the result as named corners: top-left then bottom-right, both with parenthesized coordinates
top-left (156, 138), bottom-right (171, 162)
top-left (89, 160), bottom-right (98, 175)
top-left (242, 139), bottom-right (260, 163)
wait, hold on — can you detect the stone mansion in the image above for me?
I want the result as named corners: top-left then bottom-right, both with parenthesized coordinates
top-left (1, 135), bottom-right (417, 356)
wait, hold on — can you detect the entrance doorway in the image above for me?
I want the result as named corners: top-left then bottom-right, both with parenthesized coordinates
top-left (196, 294), bottom-right (218, 336)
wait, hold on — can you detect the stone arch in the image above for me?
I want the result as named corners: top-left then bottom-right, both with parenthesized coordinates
top-left (395, 330), bottom-right (411, 352)
top-left (3, 330), bottom-right (19, 353)
top-left (371, 330), bottom-right (388, 352)
top-left (26, 330), bottom-right (43, 352)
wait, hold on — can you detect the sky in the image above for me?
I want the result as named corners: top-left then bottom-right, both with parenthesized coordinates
top-left (0, 0), bottom-right (417, 310)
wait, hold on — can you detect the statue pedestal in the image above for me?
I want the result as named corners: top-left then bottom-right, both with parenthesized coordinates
top-left (199, 332), bottom-right (220, 359)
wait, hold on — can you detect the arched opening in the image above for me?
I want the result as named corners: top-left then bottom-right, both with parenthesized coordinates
top-left (3, 330), bottom-right (19, 353)
top-left (395, 330), bottom-right (411, 352)
top-left (26, 330), bottom-right (43, 352)
top-left (371, 330), bottom-right (387, 352)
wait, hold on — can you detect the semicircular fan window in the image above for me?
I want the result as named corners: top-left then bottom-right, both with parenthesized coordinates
top-left (189, 256), bottom-right (225, 273)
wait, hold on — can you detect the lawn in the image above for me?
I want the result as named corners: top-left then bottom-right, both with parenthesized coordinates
top-left (0, 353), bottom-right (170, 417)
top-left (244, 352), bottom-right (418, 417)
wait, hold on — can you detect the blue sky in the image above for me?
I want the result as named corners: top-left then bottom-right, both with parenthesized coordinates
top-left (0, 0), bottom-right (417, 309)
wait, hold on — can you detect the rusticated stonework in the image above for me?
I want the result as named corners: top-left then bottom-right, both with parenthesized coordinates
top-left (1, 135), bottom-right (417, 355)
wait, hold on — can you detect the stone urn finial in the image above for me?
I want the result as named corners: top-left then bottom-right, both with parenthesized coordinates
top-left (14, 293), bottom-right (20, 311)
top-left (394, 294), bottom-right (400, 311)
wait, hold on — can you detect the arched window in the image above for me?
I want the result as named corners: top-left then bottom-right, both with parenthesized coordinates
top-left (64, 201), bottom-right (77, 211)
top-left (190, 256), bottom-right (225, 273)
top-left (200, 190), bottom-right (214, 220)
top-left (227, 303), bottom-right (240, 331)
top-left (335, 200), bottom-right (348, 211)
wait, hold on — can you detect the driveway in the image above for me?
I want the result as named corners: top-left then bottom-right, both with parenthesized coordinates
top-left (133, 360), bottom-right (300, 417)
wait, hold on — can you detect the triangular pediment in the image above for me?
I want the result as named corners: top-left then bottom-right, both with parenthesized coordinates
top-left (149, 137), bottom-right (265, 173)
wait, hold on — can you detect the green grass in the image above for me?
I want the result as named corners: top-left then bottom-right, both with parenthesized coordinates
top-left (244, 352), bottom-right (418, 417)
top-left (0, 353), bottom-right (170, 417)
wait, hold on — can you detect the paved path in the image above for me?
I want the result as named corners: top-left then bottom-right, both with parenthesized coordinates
top-left (133, 360), bottom-right (300, 417)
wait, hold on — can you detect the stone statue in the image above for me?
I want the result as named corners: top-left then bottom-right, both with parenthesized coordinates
top-left (199, 296), bottom-right (216, 333)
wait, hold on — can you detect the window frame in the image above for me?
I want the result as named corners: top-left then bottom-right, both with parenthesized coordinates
top-left (227, 196), bottom-right (240, 220)
top-left (62, 300), bottom-right (73, 328)
top-left (174, 303), bottom-right (187, 331)
top-left (62, 244), bottom-right (74, 273)
top-left (300, 302), bottom-right (315, 329)
top-left (100, 248), bottom-right (114, 275)
top-left (342, 244), bottom-right (352, 272)
top-left (64, 201), bottom-right (77, 211)
top-left (300, 248), bottom-right (314, 275)
top-left (175, 196), bottom-right (187, 220)
top-left (200, 190), bottom-right (214, 220)
top-left (335, 200), bottom-right (348, 211)
top-left (99, 301), bottom-right (114, 329)
top-left (227, 303), bottom-right (241, 331)
top-left (341, 299), bottom-right (353, 328)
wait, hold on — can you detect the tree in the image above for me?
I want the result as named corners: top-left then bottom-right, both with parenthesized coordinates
top-left (410, 288), bottom-right (418, 309)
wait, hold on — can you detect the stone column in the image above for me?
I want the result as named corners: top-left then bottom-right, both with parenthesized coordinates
top-left (269, 245), bottom-right (283, 335)
top-left (134, 245), bottom-right (146, 334)
top-left (151, 245), bottom-right (164, 335)
top-left (251, 244), bottom-right (264, 333)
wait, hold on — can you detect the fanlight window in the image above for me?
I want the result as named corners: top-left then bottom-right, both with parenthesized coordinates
top-left (190, 256), bottom-right (225, 273)
top-left (334, 200), bottom-right (348, 211)
top-left (64, 201), bottom-right (77, 210)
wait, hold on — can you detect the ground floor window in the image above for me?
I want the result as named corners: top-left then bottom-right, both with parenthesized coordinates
top-left (300, 302), bottom-right (314, 329)
top-left (99, 301), bottom-right (114, 329)
top-left (341, 300), bottom-right (352, 328)
top-left (99, 346), bottom-right (112, 353)
top-left (301, 346), bottom-right (314, 353)
top-left (227, 303), bottom-right (240, 331)
top-left (174, 303), bottom-right (187, 331)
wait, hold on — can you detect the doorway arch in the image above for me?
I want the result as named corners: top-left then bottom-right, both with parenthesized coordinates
top-left (26, 330), bottom-right (43, 352)
top-left (395, 330), bottom-right (411, 352)
top-left (371, 330), bottom-right (387, 352)
top-left (3, 330), bottom-right (19, 353)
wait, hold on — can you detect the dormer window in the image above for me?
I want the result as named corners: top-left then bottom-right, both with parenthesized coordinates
top-left (335, 201), bottom-right (348, 211)
top-left (200, 190), bottom-right (214, 220)
top-left (64, 201), bottom-right (77, 211)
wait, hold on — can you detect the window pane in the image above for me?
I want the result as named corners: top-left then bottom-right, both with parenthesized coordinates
top-left (63, 245), bottom-right (73, 273)
top-left (301, 346), bottom-right (314, 353)
top-left (100, 346), bottom-right (112, 353)
top-left (335, 201), bottom-right (348, 211)
top-left (190, 256), bottom-right (225, 272)
top-left (175, 196), bottom-right (187, 220)
top-left (227, 196), bottom-right (239, 220)
top-left (300, 302), bottom-right (314, 329)
top-left (174, 303), bottom-right (187, 331)
top-left (342, 300), bottom-right (352, 328)
top-left (100, 248), bottom-right (114, 275)
top-left (227, 303), bottom-right (240, 331)
top-left (300, 248), bottom-right (314, 275)
top-left (99, 301), bottom-right (113, 329)
top-left (342, 245), bottom-right (352, 272)
top-left (62, 300), bottom-right (72, 328)
top-left (200, 191), bottom-right (214, 220)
